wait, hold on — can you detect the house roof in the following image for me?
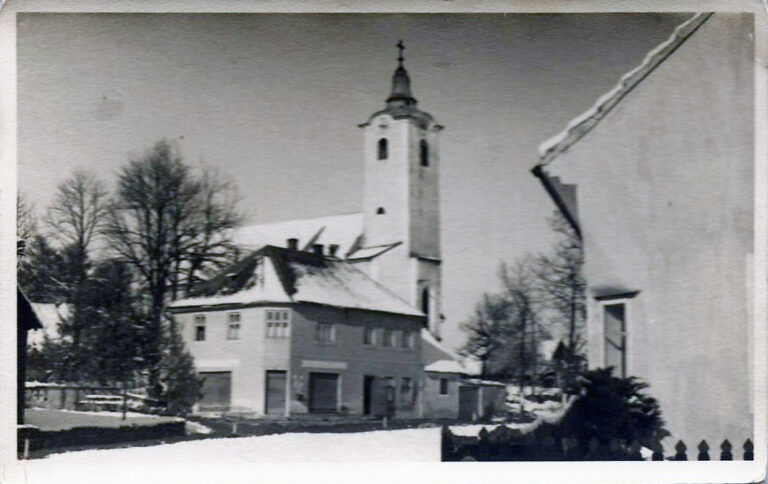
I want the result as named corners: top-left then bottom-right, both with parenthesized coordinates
top-left (17, 289), bottom-right (42, 332)
top-left (27, 303), bottom-right (70, 347)
top-left (536, 12), bottom-right (712, 166)
top-left (424, 359), bottom-right (468, 374)
top-left (169, 245), bottom-right (425, 317)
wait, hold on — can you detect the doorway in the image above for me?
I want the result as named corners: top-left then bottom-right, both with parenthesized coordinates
top-left (265, 370), bottom-right (287, 415)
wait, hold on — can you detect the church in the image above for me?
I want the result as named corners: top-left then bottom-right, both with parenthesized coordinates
top-left (167, 44), bottom-right (483, 417)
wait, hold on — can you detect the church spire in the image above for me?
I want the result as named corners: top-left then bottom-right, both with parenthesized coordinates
top-left (386, 40), bottom-right (417, 108)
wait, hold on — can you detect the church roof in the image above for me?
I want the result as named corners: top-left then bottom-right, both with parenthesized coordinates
top-left (359, 41), bottom-right (442, 131)
top-left (169, 245), bottom-right (425, 318)
top-left (536, 12), bottom-right (712, 167)
top-left (234, 212), bottom-right (363, 256)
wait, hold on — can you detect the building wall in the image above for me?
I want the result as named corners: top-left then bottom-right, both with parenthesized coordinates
top-left (174, 305), bottom-right (291, 414)
top-left (549, 13), bottom-right (754, 446)
top-left (289, 304), bottom-right (424, 418)
top-left (423, 372), bottom-right (460, 419)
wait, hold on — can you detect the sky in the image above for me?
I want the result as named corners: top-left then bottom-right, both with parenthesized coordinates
top-left (17, 12), bottom-right (690, 351)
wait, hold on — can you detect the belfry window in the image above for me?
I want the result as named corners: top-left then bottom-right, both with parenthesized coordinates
top-left (378, 138), bottom-right (388, 160)
top-left (420, 140), bottom-right (429, 167)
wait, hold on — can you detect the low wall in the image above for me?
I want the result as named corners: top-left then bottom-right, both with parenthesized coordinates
top-left (18, 421), bottom-right (186, 452)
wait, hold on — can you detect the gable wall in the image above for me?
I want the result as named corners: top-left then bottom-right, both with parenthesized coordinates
top-left (547, 13), bottom-right (754, 446)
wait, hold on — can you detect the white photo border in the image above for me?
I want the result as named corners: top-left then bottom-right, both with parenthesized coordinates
top-left (1, 1), bottom-right (765, 483)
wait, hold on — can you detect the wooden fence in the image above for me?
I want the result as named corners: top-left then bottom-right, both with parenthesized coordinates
top-left (441, 425), bottom-right (754, 461)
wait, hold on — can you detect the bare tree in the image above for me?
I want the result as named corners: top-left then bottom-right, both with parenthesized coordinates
top-left (499, 260), bottom-right (548, 408)
top-left (534, 211), bottom-right (587, 394)
top-left (460, 293), bottom-right (513, 378)
top-left (104, 140), bottom-right (241, 397)
top-left (17, 192), bottom-right (38, 248)
top-left (41, 172), bottom-right (109, 355)
top-left (45, 172), bottom-right (109, 256)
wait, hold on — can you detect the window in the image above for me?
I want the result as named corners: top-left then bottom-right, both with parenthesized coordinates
top-left (266, 310), bottom-right (290, 338)
top-left (376, 207), bottom-right (386, 215)
top-left (439, 378), bottom-right (449, 395)
top-left (401, 331), bottom-right (414, 349)
top-left (383, 329), bottom-right (394, 347)
top-left (363, 327), bottom-right (376, 346)
top-left (227, 313), bottom-right (241, 340)
top-left (384, 377), bottom-right (395, 403)
top-left (421, 287), bottom-right (430, 319)
top-left (194, 315), bottom-right (206, 341)
top-left (420, 139), bottom-right (429, 167)
top-left (400, 377), bottom-right (413, 404)
top-left (603, 303), bottom-right (627, 378)
top-left (378, 138), bottom-right (388, 160)
top-left (316, 323), bottom-right (335, 343)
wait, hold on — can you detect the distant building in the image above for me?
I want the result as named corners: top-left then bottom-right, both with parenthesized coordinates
top-left (168, 44), bottom-right (464, 417)
top-left (18, 288), bottom-right (43, 424)
top-left (532, 13), bottom-right (753, 446)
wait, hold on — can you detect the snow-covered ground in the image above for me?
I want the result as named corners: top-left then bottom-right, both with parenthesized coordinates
top-left (23, 427), bottom-right (443, 473)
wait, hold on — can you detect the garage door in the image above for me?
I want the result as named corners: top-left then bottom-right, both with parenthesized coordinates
top-left (199, 371), bottom-right (231, 411)
top-left (309, 372), bottom-right (339, 412)
top-left (458, 386), bottom-right (479, 421)
top-left (265, 370), bottom-right (287, 415)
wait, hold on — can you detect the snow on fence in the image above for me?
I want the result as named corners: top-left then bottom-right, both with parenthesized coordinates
top-left (26, 382), bottom-right (160, 412)
top-left (441, 424), bottom-right (755, 462)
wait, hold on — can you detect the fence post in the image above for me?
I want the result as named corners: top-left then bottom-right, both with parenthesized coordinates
top-left (440, 426), bottom-right (453, 461)
top-left (477, 427), bottom-right (491, 461)
top-left (652, 440), bottom-right (664, 461)
top-left (697, 440), bottom-right (709, 461)
top-left (674, 440), bottom-right (687, 461)
top-left (720, 439), bottom-right (733, 460)
top-left (743, 439), bottom-right (754, 461)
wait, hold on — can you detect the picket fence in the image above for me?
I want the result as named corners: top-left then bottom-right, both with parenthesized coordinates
top-left (441, 425), bottom-right (754, 461)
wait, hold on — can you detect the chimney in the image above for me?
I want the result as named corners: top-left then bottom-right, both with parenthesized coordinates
top-left (328, 244), bottom-right (340, 257)
top-left (312, 244), bottom-right (324, 256)
top-left (287, 238), bottom-right (299, 250)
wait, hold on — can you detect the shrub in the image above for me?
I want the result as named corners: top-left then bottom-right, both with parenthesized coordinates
top-left (561, 367), bottom-right (668, 448)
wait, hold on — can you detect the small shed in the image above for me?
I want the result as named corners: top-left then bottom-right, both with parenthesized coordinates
top-left (423, 360), bottom-right (506, 421)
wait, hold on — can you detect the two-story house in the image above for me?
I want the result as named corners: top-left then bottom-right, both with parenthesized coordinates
top-left (168, 245), bottom-right (426, 418)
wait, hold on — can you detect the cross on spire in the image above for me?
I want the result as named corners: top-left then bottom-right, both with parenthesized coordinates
top-left (397, 40), bottom-right (405, 67)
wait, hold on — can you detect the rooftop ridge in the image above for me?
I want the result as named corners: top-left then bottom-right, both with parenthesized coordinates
top-left (536, 12), bottom-right (713, 166)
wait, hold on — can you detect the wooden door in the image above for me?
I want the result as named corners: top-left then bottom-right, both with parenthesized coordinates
top-left (199, 371), bottom-right (231, 410)
top-left (265, 370), bottom-right (287, 415)
top-left (458, 386), bottom-right (479, 421)
top-left (309, 372), bottom-right (339, 412)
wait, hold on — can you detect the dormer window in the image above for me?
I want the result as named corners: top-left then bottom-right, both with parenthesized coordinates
top-left (378, 138), bottom-right (388, 160)
top-left (420, 139), bottom-right (429, 167)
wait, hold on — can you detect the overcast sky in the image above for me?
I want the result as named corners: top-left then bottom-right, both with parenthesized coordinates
top-left (18, 12), bottom-right (690, 350)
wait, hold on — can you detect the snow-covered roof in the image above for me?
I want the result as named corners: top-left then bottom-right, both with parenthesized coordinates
top-left (234, 213), bottom-right (363, 256)
top-left (537, 12), bottom-right (712, 166)
top-left (169, 246), bottom-right (424, 317)
top-left (424, 359), bottom-right (467, 374)
top-left (27, 302), bottom-right (70, 347)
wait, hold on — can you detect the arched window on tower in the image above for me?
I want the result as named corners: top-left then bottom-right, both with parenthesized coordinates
top-left (420, 139), bottom-right (429, 167)
top-left (421, 287), bottom-right (430, 319)
top-left (377, 207), bottom-right (386, 215)
top-left (378, 138), bottom-right (388, 160)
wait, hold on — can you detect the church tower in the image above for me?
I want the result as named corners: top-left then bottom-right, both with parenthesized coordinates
top-left (358, 42), bottom-right (444, 338)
